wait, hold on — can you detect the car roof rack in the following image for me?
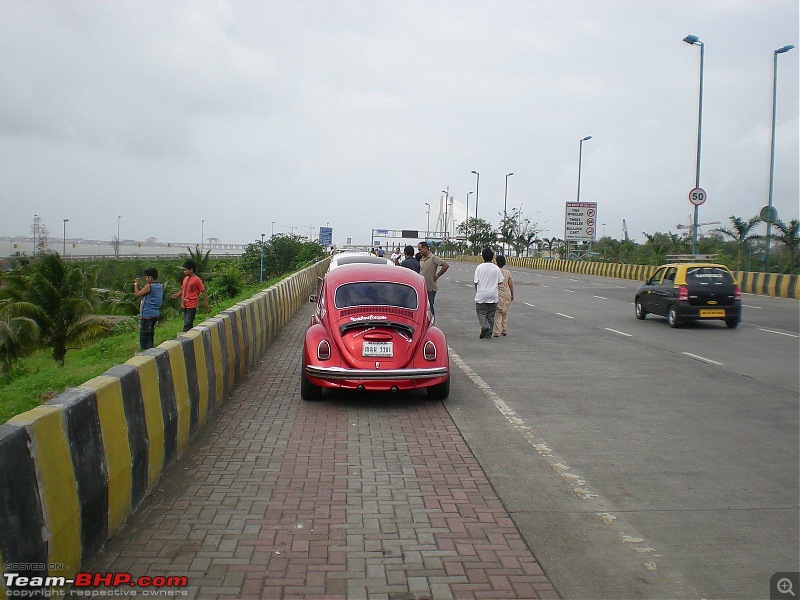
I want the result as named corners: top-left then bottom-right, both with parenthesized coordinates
top-left (663, 254), bottom-right (718, 263)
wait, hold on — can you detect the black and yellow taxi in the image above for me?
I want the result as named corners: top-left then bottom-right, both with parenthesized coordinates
top-left (634, 262), bottom-right (742, 328)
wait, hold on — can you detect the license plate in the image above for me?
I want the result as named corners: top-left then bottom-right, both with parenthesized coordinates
top-left (362, 341), bottom-right (393, 357)
top-left (699, 309), bottom-right (725, 317)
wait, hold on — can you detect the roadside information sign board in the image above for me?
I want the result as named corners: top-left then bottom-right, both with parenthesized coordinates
top-left (565, 202), bottom-right (597, 241)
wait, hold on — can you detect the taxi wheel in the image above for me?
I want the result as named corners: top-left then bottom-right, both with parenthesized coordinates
top-left (300, 368), bottom-right (323, 401)
top-left (427, 377), bottom-right (450, 400)
top-left (635, 298), bottom-right (647, 320)
top-left (725, 317), bottom-right (740, 329)
top-left (667, 305), bottom-right (681, 328)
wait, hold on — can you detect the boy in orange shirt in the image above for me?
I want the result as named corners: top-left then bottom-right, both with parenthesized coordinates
top-left (172, 260), bottom-right (210, 332)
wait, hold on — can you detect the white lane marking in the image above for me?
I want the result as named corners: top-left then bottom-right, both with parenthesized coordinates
top-left (759, 328), bottom-right (799, 338)
top-left (593, 295), bottom-right (608, 300)
top-left (742, 304), bottom-right (762, 309)
top-left (541, 284), bottom-right (550, 288)
top-left (556, 313), bottom-right (574, 319)
top-left (605, 328), bottom-right (632, 337)
top-left (682, 352), bottom-right (723, 365)
top-left (568, 278), bottom-right (579, 282)
top-left (523, 302), bottom-right (536, 307)
top-left (565, 289), bottom-right (576, 293)
top-left (448, 350), bottom-right (667, 577)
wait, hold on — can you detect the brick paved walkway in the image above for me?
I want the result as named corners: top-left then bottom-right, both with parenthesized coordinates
top-left (92, 306), bottom-right (558, 599)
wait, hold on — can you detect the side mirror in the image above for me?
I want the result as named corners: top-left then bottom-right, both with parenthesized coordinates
top-left (309, 295), bottom-right (317, 303)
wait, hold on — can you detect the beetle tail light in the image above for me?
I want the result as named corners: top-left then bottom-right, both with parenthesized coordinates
top-left (317, 340), bottom-right (331, 360)
top-left (677, 285), bottom-right (689, 301)
top-left (734, 285), bottom-right (741, 300)
top-left (423, 340), bottom-right (437, 361)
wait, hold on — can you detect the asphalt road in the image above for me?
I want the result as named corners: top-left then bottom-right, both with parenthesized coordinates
top-left (434, 261), bottom-right (799, 599)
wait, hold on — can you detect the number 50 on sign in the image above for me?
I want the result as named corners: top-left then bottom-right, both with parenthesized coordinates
top-left (689, 187), bottom-right (707, 206)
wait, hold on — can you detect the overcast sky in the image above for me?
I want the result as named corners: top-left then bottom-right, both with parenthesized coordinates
top-left (1, 0), bottom-right (797, 248)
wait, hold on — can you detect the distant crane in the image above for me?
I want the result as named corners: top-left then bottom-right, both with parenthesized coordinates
top-left (622, 219), bottom-right (630, 242)
top-left (676, 217), bottom-right (721, 236)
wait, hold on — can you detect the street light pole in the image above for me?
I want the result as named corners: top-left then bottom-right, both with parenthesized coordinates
top-left (683, 34), bottom-right (704, 256)
top-left (471, 171), bottom-right (480, 222)
top-left (503, 172), bottom-right (514, 255)
top-left (117, 215), bottom-right (121, 258)
top-left (424, 202), bottom-right (430, 239)
top-left (765, 44), bottom-right (795, 271)
top-left (574, 136), bottom-right (592, 260)
top-left (62, 219), bottom-right (69, 256)
top-left (577, 137), bottom-right (592, 202)
top-left (466, 191), bottom-right (473, 244)
top-left (441, 189), bottom-right (449, 240)
top-left (260, 233), bottom-right (265, 283)
top-left (201, 219), bottom-right (205, 253)
top-left (271, 221), bottom-right (275, 237)
top-left (32, 214), bottom-right (37, 256)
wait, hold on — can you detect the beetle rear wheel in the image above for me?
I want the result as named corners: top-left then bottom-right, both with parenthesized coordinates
top-left (300, 367), bottom-right (323, 401)
top-left (427, 377), bottom-right (450, 400)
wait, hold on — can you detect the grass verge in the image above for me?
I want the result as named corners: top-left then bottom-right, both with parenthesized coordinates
top-left (0, 279), bottom-right (283, 424)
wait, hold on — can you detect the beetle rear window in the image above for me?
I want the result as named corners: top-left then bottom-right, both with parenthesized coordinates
top-left (335, 255), bottom-right (390, 266)
top-left (686, 267), bottom-right (735, 286)
top-left (335, 282), bottom-right (418, 310)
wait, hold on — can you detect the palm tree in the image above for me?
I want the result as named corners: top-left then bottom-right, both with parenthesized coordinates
top-left (185, 246), bottom-right (212, 277)
top-left (0, 298), bottom-right (40, 377)
top-left (712, 215), bottom-right (761, 271)
top-left (772, 218), bottom-right (800, 273)
top-left (2, 252), bottom-right (110, 365)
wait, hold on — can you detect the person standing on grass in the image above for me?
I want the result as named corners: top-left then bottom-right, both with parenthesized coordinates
top-left (134, 267), bottom-right (163, 350)
top-left (172, 260), bottom-right (210, 332)
top-left (474, 248), bottom-right (503, 339)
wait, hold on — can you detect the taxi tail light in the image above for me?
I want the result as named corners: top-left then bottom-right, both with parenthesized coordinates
top-left (317, 340), bottom-right (332, 360)
top-left (677, 285), bottom-right (689, 301)
top-left (734, 285), bottom-right (741, 300)
top-left (423, 340), bottom-right (437, 361)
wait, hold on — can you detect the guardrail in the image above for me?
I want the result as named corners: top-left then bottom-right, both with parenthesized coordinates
top-left (456, 256), bottom-right (799, 300)
top-left (0, 257), bottom-right (331, 595)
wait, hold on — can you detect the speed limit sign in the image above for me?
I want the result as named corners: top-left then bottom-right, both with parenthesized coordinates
top-left (689, 187), bottom-right (707, 206)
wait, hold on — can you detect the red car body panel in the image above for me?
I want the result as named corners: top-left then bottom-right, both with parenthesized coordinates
top-left (302, 264), bottom-right (449, 393)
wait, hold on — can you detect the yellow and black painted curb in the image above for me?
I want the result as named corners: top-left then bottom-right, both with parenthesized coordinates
top-left (0, 258), bottom-right (330, 593)
top-left (459, 255), bottom-right (799, 299)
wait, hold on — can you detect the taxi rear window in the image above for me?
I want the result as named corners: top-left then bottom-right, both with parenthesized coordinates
top-left (685, 267), bottom-right (734, 286)
top-left (335, 282), bottom-right (418, 310)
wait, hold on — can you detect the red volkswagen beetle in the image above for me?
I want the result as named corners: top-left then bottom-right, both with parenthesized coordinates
top-left (301, 264), bottom-right (450, 400)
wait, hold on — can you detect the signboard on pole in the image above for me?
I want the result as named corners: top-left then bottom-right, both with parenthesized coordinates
top-left (564, 202), bottom-right (597, 241)
top-left (319, 227), bottom-right (333, 246)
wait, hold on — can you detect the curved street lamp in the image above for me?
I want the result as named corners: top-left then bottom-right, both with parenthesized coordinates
top-left (765, 44), bottom-right (795, 270)
top-left (683, 34), bottom-right (704, 255)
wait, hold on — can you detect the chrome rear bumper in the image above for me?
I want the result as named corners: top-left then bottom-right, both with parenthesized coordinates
top-left (305, 365), bottom-right (447, 380)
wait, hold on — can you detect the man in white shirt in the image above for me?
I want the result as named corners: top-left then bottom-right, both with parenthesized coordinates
top-left (474, 247), bottom-right (504, 339)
